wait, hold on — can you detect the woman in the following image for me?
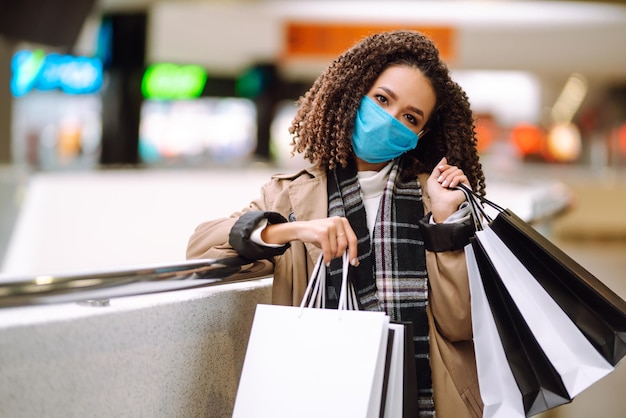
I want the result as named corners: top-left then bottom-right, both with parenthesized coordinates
top-left (187, 30), bottom-right (486, 417)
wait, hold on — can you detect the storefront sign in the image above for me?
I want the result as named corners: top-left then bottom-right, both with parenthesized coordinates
top-left (283, 22), bottom-right (456, 62)
top-left (11, 49), bottom-right (103, 97)
top-left (141, 63), bottom-right (207, 100)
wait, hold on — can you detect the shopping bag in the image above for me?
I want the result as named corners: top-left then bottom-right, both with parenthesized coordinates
top-left (398, 321), bottom-right (419, 418)
top-left (490, 209), bottom-right (626, 365)
top-left (303, 253), bottom-right (414, 418)
top-left (471, 237), bottom-right (571, 417)
top-left (303, 252), bottom-right (418, 418)
top-left (382, 324), bottom-right (401, 418)
top-left (466, 244), bottom-right (525, 418)
top-left (233, 253), bottom-right (391, 418)
top-left (475, 227), bottom-right (613, 398)
top-left (460, 183), bottom-right (626, 366)
top-left (381, 321), bottom-right (419, 418)
top-left (458, 183), bottom-right (626, 417)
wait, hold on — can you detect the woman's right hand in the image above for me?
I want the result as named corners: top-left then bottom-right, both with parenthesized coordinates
top-left (262, 216), bottom-right (359, 267)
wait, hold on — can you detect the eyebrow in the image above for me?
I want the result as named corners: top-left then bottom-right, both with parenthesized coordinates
top-left (379, 86), bottom-right (425, 118)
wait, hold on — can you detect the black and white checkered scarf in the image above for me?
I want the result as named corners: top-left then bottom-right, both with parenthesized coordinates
top-left (326, 156), bottom-right (435, 416)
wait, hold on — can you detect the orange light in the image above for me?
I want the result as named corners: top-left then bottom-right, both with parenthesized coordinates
top-left (475, 116), bottom-right (496, 153)
top-left (510, 123), bottom-right (545, 157)
top-left (618, 124), bottom-right (626, 155)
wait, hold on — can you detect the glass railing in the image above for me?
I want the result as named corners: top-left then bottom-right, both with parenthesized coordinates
top-left (0, 257), bottom-right (273, 308)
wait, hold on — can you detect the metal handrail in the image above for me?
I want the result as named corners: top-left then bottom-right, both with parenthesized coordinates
top-left (0, 257), bottom-right (273, 308)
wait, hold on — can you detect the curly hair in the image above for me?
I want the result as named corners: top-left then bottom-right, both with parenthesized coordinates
top-left (289, 30), bottom-right (486, 196)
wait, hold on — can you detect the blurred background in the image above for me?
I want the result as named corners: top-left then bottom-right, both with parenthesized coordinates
top-left (0, 0), bottom-right (625, 417)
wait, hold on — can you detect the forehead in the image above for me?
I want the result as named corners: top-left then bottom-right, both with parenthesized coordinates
top-left (372, 65), bottom-right (432, 89)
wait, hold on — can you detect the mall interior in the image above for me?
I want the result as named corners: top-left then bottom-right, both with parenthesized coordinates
top-left (1, 0), bottom-right (625, 417)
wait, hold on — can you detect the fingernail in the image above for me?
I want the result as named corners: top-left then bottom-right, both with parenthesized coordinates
top-left (438, 165), bottom-right (445, 170)
top-left (441, 180), bottom-right (448, 187)
top-left (350, 258), bottom-right (359, 266)
top-left (325, 262), bottom-right (330, 267)
top-left (437, 175), bottom-right (443, 182)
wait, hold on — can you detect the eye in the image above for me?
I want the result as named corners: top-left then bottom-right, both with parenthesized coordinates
top-left (404, 114), bottom-right (417, 126)
top-left (374, 94), bottom-right (388, 105)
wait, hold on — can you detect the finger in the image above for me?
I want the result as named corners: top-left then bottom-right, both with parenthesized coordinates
top-left (319, 235), bottom-right (334, 266)
top-left (335, 231), bottom-right (348, 250)
top-left (438, 167), bottom-right (464, 188)
top-left (327, 230), bottom-right (339, 262)
top-left (440, 171), bottom-right (465, 188)
top-left (431, 157), bottom-right (447, 180)
top-left (335, 230), bottom-right (348, 257)
top-left (340, 218), bottom-right (359, 266)
top-left (436, 158), bottom-right (460, 182)
top-left (447, 174), bottom-right (468, 188)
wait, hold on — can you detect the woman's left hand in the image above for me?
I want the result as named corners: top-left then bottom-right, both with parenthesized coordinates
top-left (427, 157), bottom-right (470, 223)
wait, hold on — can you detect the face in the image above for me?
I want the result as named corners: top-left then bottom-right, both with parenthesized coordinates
top-left (365, 64), bottom-right (436, 136)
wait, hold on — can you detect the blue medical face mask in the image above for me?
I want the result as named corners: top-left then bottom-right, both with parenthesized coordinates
top-left (351, 96), bottom-right (420, 163)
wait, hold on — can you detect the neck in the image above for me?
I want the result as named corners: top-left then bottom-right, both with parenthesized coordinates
top-left (354, 156), bottom-right (390, 172)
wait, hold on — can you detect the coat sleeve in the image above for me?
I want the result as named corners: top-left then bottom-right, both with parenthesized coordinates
top-left (424, 246), bottom-right (473, 342)
top-left (186, 179), bottom-right (281, 260)
top-left (186, 215), bottom-right (240, 260)
top-left (228, 211), bottom-right (290, 260)
top-left (424, 226), bottom-right (483, 416)
top-left (418, 174), bottom-right (475, 342)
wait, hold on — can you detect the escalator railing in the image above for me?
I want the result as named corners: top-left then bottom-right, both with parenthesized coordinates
top-left (0, 257), bottom-right (273, 308)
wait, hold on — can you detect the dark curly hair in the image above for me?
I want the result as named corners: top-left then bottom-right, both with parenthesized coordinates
top-left (289, 30), bottom-right (486, 196)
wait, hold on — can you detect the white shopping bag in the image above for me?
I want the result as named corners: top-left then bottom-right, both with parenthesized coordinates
top-left (383, 322), bottom-right (405, 418)
top-left (233, 304), bottom-right (390, 418)
top-left (233, 253), bottom-right (391, 418)
top-left (476, 227), bottom-right (613, 397)
top-left (466, 244), bottom-right (525, 418)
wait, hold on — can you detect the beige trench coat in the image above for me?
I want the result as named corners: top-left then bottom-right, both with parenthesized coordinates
top-left (187, 165), bottom-right (483, 418)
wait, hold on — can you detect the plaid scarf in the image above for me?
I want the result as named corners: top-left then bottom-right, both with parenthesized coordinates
top-left (326, 156), bottom-right (435, 416)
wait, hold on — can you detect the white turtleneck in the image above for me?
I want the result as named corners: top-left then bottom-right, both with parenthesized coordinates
top-left (357, 162), bottom-right (393, 236)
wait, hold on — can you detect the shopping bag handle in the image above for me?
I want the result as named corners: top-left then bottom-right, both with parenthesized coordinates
top-left (337, 252), bottom-right (352, 311)
top-left (456, 183), bottom-right (490, 230)
top-left (302, 252), bottom-right (325, 308)
top-left (456, 182), bottom-right (509, 231)
top-left (299, 252), bottom-right (356, 313)
top-left (457, 183), bottom-right (505, 213)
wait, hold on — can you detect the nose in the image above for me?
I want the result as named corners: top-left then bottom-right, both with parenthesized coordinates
top-left (384, 105), bottom-right (403, 121)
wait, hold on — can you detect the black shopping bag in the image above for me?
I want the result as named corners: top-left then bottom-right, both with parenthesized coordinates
top-left (458, 183), bottom-right (625, 417)
top-left (383, 321), bottom-right (419, 418)
top-left (377, 323), bottom-right (420, 418)
top-left (470, 237), bottom-right (571, 416)
top-left (459, 183), bottom-right (626, 366)
top-left (489, 209), bottom-right (626, 365)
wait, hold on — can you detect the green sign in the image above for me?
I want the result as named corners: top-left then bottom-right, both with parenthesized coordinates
top-left (141, 63), bottom-right (207, 99)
